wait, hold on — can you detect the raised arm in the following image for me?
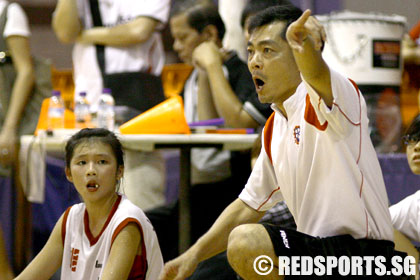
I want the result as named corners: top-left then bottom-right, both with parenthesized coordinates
top-left (196, 69), bottom-right (219, 121)
top-left (286, 10), bottom-right (332, 107)
top-left (0, 35), bottom-right (34, 167)
top-left (159, 198), bottom-right (265, 280)
top-left (192, 42), bottom-right (259, 128)
top-left (101, 223), bottom-right (141, 280)
top-left (14, 214), bottom-right (65, 280)
top-left (76, 17), bottom-right (159, 47)
top-left (52, 0), bottom-right (82, 43)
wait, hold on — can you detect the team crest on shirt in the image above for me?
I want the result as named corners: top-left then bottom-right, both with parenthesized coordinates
top-left (293, 126), bottom-right (301, 145)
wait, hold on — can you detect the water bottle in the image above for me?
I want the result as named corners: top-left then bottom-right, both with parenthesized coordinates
top-left (47, 90), bottom-right (65, 130)
top-left (74, 91), bottom-right (91, 128)
top-left (97, 88), bottom-right (115, 131)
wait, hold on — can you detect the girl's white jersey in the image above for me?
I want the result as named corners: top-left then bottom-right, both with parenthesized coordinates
top-left (61, 195), bottom-right (163, 280)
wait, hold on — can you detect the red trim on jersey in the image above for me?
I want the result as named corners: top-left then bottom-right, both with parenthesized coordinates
top-left (348, 79), bottom-right (363, 164)
top-left (358, 170), bottom-right (369, 237)
top-left (347, 78), bottom-right (369, 237)
top-left (84, 195), bottom-right (122, 246)
top-left (61, 206), bottom-right (72, 246)
top-left (409, 20), bottom-right (420, 41)
top-left (359, 170), bottom-right (364, 198)
top-left (347, 79), bottom-right (360, 98)
top-left (330, 79), bottom-right (361, 126)
top-left (111, 218), bottom-right (147, 280)
top-left (304, 94), bottom-right (328, 131)
top-left (260, 113), bottom-right (280, 210)
top-left (257, 187), bottom-right (281, 211)
top-left (263, 112), bottom-right (275, 165)
top-left (331, 103), bottom-right (361, 126)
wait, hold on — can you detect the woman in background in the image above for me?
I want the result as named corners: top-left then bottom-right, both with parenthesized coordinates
top-left (0, 1), bottom-right (36, 278)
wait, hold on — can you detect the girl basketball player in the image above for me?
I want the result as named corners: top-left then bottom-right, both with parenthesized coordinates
top-left (15, 128), bottom-right (163, 280)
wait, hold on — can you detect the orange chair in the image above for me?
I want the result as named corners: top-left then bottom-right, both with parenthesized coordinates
top-left (35, 68), bottom-right (76, 134)
top-left (161, 63), bottom-right (193, 98)
top-left (36, 65), bottom-right (194, 133)
top-left (51, 67), bottom-right (75, 110)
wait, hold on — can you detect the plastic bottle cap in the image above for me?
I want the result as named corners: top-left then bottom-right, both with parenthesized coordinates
top-left (79, 92), bottom-right (87, 97)
top-left (52, 90), bottom-right (61, 96)
top-left (102, 88), bottom-right (112, 94)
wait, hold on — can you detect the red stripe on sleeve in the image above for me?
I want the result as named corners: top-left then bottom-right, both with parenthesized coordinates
top-left (61, 206), bottom-right (72, 246)
top-left (257, 187), bottom-right (281, 211)
top-left (111, 218), bottom-right (147, 280)
top-left (304, 94), bottom-right (328, 131)
top-left (263, 112), bottom-right (275, 164)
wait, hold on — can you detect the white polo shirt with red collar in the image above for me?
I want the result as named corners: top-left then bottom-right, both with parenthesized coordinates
top-left (239, 69), bottom-right (393, 241)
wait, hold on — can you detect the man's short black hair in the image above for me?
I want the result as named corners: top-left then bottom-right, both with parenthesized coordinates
top-left (247, 4), bottom-right (303, 40)
top-left (240, 0), bottom-right (292, 28)
top-left (171, 0), bottom-right (225, 41)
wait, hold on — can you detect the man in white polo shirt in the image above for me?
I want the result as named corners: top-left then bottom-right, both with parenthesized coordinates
top-left (52, 0), bottom-right (171, 210)
top-left (159, 4), bottom-right (406, 280)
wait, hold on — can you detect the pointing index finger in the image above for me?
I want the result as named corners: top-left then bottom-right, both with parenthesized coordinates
top-left (295, 9), bottom-right (312, 27)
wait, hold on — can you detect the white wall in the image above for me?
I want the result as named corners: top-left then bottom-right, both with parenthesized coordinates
top-left (30, 26), bottom-right (73, 69)
top-left (342, 0), bottom-right (419, 29)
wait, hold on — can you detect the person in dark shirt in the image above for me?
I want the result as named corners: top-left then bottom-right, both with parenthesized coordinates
top-left (146, 0), bottom-right (272, 265)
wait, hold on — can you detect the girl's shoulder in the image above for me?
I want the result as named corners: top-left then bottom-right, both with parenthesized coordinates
top-left (67, 201), bottom-right (87, 217)
top-left (117, 195), bottom-right (147, 218)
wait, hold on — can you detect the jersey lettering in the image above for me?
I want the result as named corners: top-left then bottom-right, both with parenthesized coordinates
top-left (70, 248), bottom-right (80, 272)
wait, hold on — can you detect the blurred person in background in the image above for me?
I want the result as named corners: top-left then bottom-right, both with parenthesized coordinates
top-left (0, 0), bottom-right (37, 278)
top-left (146, 0), bottom-right (272, 263)
top-left (0, 228), bottom-right (13, 279)
top-left (401, 20), bottom-right (420, 129)
top-left (390, 114), bottom-right (420, 242)
top-left (52, 0), bottom-right (171, 211)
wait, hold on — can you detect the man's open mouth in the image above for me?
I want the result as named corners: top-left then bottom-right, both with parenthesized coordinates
top-left (254, 77), bottom-right (265, 91)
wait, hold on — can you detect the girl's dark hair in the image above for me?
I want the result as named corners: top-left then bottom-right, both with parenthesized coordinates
top-left (403, 114), bottom-right (420, 144)
top-left (248, 4), bottom-right (303, 40)
top-left (65, 128), bottom-right (124, 169)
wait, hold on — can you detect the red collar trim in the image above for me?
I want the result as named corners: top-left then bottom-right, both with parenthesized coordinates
top-left (84, 195), bottom-right (122, 246)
